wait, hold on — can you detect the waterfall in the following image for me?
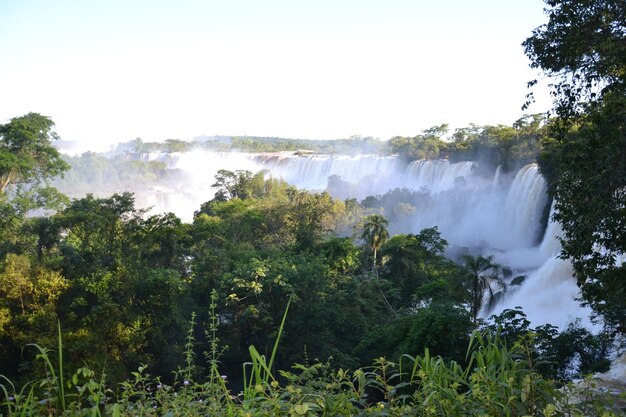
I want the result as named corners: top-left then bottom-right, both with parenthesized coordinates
top-left (540, 200), bottom-right (563, 257)
top-left (504, 164), bottom-right (548, 247)
top-left (497, 256), bottom-right (595, 329)
top-left (492, 165), bottom-right (502, 191)
top-left (121, 150), bottom-right (592, 330)
top-left (490, 190), bottom-right (597, 330)
top-left (253, 154), bottom-right (478, 199)
top-left (404, 160), bottom-right (475, 193)
top-left (253, 153), bottom-right (403, 192)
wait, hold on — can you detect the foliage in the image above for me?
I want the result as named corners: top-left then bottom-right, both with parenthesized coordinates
top-left (379, 228), bottom-right (466, 310)
top-left (523, 0), bottom-right (626, 118)
top-left (0, 113), bottom-right (69, 194)
top-left (358, 214), bottom-right (389, 271)
top-left (385, 119), bottom-right (547, 174)
top-left (1, 326), bottom-right (623, 416)
top-left (211, 170), bottom-right (258, 202)
top-left (448, 115), bottom-right (549, 173)
top-left (113, 134), bottom-right (386, 155)
top-left (461, 255), bottom-right (505, 324)
top-left (355, 303), bottom-right (474, 364)
top-left (484, 308), bottom-right (612, 381)
top-left (387, 124), bottom-right (449, 161)
top-left (0, 113), bottom-right (70, 255)
top-left (54, 151), bottom-right (168, 198)
top-left (527, 0), bottom-right (626, 332)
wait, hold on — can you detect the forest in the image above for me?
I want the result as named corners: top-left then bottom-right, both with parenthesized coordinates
top-left (0, 0), bottom-right (625, 415)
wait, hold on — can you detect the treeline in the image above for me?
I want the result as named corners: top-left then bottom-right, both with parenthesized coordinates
top-left (387, 115), bottom-right (548, 174)
top-left (111, 135), bottom-right (385, 155)
top-left (105, 117), bottom-right (548, 176)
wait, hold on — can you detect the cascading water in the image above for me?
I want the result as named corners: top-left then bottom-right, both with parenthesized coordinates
top-left (120, 149), bottom-right (590, 329)
top-left (404, 160), bottom-right (475, 193)
top-left (252, 155), bottom-right (588, 329)
top-left (491, 165), bottom-right (502, 191)
top-left (494, 198), bottom-right (597, 329)
top-left (504, 164), bottom-right (549, 248)
top-left (539, 201), bottom-right (563, 258)
top-left (253, 153), bottom-right (404, 196)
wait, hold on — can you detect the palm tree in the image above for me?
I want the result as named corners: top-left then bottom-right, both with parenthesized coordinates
top-left (360, 214), bottom-right (389, 272)
top-left (461, 254), bottom-right (505, 323)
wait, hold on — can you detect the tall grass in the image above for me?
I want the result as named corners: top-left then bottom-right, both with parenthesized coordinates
top-left (0, 322), bottom-right (107, 416)
top-left (242, 294), bottom-right (292, 401)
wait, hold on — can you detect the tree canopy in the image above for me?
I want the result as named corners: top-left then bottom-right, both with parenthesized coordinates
top-left (524, 0), bottom-right (626, 117)
top-left (0, 113), bottom-right (69, 193)
top-left (527, 0), bottom-right (626, 331)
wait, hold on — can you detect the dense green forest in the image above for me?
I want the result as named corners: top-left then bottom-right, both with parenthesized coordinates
top-left (0, 0), bottom-right (625, 415)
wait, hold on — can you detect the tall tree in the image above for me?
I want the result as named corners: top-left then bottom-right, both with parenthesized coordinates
top-left (0, 113), bottom-right (69, 253)
top-left (523, 0), bottom-right (626, 118)
top-left (0, 113), bottom-right (69, 193)
top-left (525, 0), bottom-right (626, 331)
top-left (379, 228), bottom-right (457, 309)
top-left (360, 214), bottom-right (389, 271)
top-left (461, 255), bottom-right (504, 324)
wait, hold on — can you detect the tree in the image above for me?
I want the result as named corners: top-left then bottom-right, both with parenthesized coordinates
top-left (0, 113), bottom-right (69, 253)
top-left (211, 169), bottom-right (256, 202)
top-left (359, 214), bottom-right (389, 271)
top-left (0, 113), bottom-right (69, 193)
top-left (525, 0), bottom-right (626, 331)
top-left (0, 253), bottom-right (69, 377)
top-left (379, 228), bottom-right (460, 309)
top-left (354, 303), bottom-right (473, 364)
top-left (387, 124), bottom-right (449, 161)
top-left (461, 255), bottom-right (504, 323)
top-left (523, 0), bottom-right (626, 118)
top-left (447, 119), bottom-right (547, 173)
top-left (164, 139), bottom-right (191, 153)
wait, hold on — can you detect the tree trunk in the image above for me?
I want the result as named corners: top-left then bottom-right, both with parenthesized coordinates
top-left (1, 172), bottom-right (13, 192)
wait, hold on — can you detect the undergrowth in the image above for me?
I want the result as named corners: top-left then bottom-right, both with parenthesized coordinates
top-left (1, 292), bottom-right (624, 416)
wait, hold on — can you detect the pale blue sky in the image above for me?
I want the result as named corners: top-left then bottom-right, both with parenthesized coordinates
top-left (0, 0), bottom-right (552, 148)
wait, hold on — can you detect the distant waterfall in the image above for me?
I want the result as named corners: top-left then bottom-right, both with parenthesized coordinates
top-left (254, 153), bottom-right (403, 191)
top-left (254, 154), bottom-right (478, 197)
top-left (492, 165), bottom-right (502, 190)
top-left (404, 160), bottom-right (475, 193)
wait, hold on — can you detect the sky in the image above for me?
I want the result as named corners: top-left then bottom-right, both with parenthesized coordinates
top-left (0, 0), bottom-right (553, 150)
